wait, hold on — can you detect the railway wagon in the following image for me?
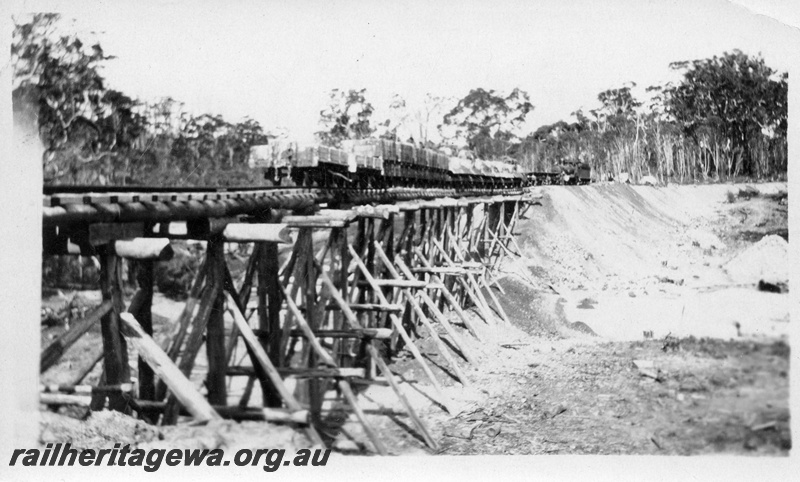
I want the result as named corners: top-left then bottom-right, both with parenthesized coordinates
top-left (341, 140), bottom-right (384, 188)
top-left (248, 139), bottom-right (591, 189)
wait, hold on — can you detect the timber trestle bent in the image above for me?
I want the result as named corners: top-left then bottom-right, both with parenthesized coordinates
top-left (40, 186), bottom-right (539, 454)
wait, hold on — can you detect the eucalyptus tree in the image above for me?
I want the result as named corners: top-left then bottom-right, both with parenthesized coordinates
top-left (439, 88), bottom-right (533, 159)
top-left (316, 88), bottom-right (376, 147)
top-left (664, 50), bottom-right (787, 176)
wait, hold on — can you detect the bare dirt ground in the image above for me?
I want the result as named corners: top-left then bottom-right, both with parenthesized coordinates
top-left (39, 182), bottom-right (790, 457)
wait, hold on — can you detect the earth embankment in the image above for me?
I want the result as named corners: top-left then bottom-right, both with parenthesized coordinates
top-left (506, 182), bottom-right (789, 341)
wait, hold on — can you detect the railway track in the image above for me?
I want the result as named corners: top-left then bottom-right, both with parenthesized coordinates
top-left (43, 185), bottom-right (529, 227)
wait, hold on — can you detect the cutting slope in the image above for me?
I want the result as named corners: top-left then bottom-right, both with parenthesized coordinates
top-left (508, 182), bottom-right (789, 341)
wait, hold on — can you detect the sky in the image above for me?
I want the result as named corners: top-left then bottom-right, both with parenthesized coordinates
top-left (12, 0), bottom-right (800, 143)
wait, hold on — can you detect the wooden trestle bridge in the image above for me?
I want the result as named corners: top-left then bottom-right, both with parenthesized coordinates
top-left (40, 185), bottom-right (537, 453)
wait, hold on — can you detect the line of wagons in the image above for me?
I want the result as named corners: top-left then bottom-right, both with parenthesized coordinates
top-left (248, 139), bottom-right (591, 190)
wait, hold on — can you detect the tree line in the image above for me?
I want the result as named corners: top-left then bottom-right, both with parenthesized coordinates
top-left (518, 52), bottom-right (787, 182)
top-left (13, 13), bottom-right (273, 186)
top-left (14, 14), bottom-right (787, 187)
top-left (317, 52), bottom-right (787, 183)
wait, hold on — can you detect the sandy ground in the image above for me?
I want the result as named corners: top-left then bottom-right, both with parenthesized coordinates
top-left (38, 181), bottom-right (790, 456)
top-left (515, 182), bottom-right (790, 341)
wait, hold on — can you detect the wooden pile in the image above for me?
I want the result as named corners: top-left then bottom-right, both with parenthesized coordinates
top-left (38, 195), bottom-right (528, 454)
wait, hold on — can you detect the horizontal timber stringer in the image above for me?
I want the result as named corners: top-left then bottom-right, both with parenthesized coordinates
top-left (40, 186), bottom-right (540, 454)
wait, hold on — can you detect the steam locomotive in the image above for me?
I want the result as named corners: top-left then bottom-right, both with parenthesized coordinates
top-left (248, 139), bottom-right (591, 189)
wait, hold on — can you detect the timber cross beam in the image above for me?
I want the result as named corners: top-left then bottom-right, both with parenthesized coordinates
top-left (39, 190), bottom-right (532, 454)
